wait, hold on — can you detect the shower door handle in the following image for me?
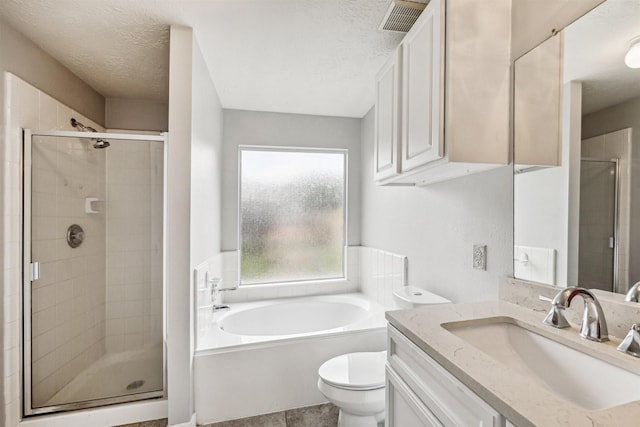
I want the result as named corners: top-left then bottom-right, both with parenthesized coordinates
top-left (29, 262), bottom-right (40, 281)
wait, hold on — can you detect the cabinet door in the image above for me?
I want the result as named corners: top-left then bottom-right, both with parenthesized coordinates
top-left (401, 0), bottom-right (444, 173)
top-left (388, 326), bottom-right (505, 427)
top-left (514, 33), bottom-right (562, 167)
top-left (374, 49), bottom-right (401, 181)
top-left (386, 366), bottom-right (443, 427)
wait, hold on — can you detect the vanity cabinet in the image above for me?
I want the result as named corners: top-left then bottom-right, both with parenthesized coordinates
top-left (374, 0), bottom-right (511, 185)
top-left (386, 325), bottom-right (506, 427)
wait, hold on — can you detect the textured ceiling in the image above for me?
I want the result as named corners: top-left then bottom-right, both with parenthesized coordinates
top-left (563, 0), bottom-right (640, 115)
top-left (0, 0), bottom-right (404, 117)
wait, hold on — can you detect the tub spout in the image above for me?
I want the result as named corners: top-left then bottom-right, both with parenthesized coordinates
top-left (206, 272), bottom-right (237, 311)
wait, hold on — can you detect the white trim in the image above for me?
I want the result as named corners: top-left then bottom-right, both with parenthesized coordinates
top-left (236, 146), bottom-right (349, 286)
top-left (18, 399), bottom-right (167, 427)
top-left (26, 129), bottom-right (166, 141)
top-left (169, 413), bottom-right (196, 427)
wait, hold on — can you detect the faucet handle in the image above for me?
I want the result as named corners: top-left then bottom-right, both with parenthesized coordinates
top-left (542, 303), bottom-right (571, 329)
top-left (625, 281), bottom-right (640, 302)
top-left (617, 324), bottom-right (640, 357)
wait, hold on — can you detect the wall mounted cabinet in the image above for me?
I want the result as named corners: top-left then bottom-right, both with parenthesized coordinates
top-left (374, 49), bottom-right (402, 180)
top-left (374, 0), bottom-right (511, 186)
top-left (514, 33), bottom-right (563, 168)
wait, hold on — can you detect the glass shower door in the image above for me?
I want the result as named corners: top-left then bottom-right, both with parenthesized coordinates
top-left (578, 159), bottom-right (618, 292)
top-left (23, 129), bottom-right (166, 415)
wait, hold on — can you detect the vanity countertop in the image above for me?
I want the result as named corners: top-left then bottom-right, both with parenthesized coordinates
top-left (386, 300), bottom-right (640, 427)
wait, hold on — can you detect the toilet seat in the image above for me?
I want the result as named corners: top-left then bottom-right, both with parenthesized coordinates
top-left (318, 351), bottom-right (386, 391)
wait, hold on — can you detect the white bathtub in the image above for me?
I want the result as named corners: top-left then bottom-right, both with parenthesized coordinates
top-left (194, 293), bottom-right (387, 424)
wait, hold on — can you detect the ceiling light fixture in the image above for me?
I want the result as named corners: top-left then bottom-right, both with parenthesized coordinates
top-left (624, 36), bottom-right (640, 68)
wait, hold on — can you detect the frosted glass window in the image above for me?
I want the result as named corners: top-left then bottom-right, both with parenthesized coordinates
top-left (240, 148), bottom-right (346, 285)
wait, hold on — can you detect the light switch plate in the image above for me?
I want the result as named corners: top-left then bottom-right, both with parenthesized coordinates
top-left (473, 244), bottom-right (486, 270)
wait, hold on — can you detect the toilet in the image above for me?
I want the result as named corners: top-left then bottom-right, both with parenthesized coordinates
top-left (392, 285), bottom-right (451, 309)
top-left (317, 351), bottom-right (386, 427)
top-left (317, 286), bottom-right (450, 427)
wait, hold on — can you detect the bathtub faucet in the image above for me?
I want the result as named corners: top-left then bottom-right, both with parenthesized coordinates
top-left (206, 273), bottom-right (238, 311)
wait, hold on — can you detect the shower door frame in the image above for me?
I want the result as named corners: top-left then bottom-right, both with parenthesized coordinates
top-left (579, 157), bottom-right (620, 293)
top-left (22, 129), bottom-right (168, 416)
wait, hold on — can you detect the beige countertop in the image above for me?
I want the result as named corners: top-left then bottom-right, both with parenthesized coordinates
top-left (386, 301), bottom-right (640, 427)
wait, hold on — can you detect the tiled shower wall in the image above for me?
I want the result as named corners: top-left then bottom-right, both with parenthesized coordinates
top-left (105, 140), bottom-right (163, 353)
top-left (2, 73), bottom-right (106, 422)
top-left (30, 124), bottom-right (107, 406)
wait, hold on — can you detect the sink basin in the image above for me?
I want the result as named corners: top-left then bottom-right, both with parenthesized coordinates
top-left (443, 318), bottom-right (640, 410)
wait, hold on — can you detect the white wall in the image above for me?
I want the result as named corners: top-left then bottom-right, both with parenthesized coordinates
top-left (167, 25), bottom-right (224, 426)
top-left (190, 38), bottom-right (223, 267)
top-left (514, 167), bottom-right (567, 284)
top-left (221, 110), bottom-right (362, 250)
top-left (360, 108), bottom-right (513, 303)
top-left (166, 26), bottom-right (193, 425)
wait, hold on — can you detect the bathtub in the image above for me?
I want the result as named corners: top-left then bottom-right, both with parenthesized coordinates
top-left (194, 293), bottom-right (387, 424)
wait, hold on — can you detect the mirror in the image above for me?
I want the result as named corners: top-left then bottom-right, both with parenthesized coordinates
top-left (513, 0), bottom-right (640, 296)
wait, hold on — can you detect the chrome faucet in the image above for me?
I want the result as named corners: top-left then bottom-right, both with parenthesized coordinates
top-left (542, 287), bottom-right (609, 342)
top-left (625, 281), bottom-right (640, 302)
top-left (206, 272), bottom-right (238, 311)
top-left (617, 324), bottom-right (640, 358)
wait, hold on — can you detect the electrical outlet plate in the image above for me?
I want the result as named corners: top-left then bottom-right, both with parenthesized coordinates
top-left (473, 244), bottom-right (486, 270)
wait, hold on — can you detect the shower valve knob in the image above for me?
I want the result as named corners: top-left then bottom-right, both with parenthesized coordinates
top-left (67, 224), bottom-right (85, 248)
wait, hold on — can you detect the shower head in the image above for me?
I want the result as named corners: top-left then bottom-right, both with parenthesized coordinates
top-left (70, 117), bottom-right (110, 149)
top-left (93, 139), bottom-right (110, 149)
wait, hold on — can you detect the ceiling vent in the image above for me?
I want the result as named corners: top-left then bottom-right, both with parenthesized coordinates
top-left (379, 0), bottom-right (428, 33)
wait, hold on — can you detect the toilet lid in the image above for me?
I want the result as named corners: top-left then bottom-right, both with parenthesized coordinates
top-left (318, 351), bottom-right (386, 390)
top-left (393, 287), bottom-right (451, 305)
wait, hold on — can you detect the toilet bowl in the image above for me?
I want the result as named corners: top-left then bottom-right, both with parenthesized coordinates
top-left (392, 286), bottom-right (451, 309)
top-left (317, 351), bottom-right (386, 427)
top-left (318, 288), bottom-right (450, 426)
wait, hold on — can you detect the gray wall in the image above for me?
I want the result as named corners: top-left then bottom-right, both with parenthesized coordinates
top-left (0, 19), bottom-right (105, 125)
top-left (582, 96), bottom-right (640, 284)
top-left (360, 107), bottom-right (513, 303)
top-left (221, 109), bottom-right (362, 251)
top-left (105, 98), bottom-right (168, 132)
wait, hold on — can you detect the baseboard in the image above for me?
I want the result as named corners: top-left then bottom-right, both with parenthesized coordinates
top-left (169, 413), bottom-right (196, 427)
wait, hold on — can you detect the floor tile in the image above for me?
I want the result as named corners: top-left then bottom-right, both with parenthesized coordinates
top-left (285, 403), bottom-right (339, 427)
top-left (204, 411), bottom-right (286, 427)
top-left (116, 418), bottom-right (167, 427)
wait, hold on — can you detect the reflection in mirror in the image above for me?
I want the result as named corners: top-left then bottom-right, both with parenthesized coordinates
top-left (514, 0), bottom-right (640, 296)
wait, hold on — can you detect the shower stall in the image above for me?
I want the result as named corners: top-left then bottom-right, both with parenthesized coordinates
top-left (22, 127), bottom-right (166, 415)
top-left (578, 158), bottom-right (619, 293)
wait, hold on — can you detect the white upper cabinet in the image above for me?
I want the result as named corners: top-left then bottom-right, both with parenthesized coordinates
top-left (374, 0), bottom-right (511, 186)
top-left (374, 49), bottom-right (401, 181)
top-left (400, 0), bottom-right (443, 173)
